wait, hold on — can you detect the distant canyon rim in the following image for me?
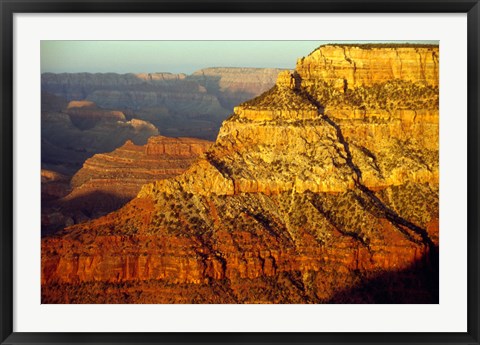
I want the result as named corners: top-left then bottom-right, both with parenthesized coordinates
top-left (41, 67), bottom-right (281, 233)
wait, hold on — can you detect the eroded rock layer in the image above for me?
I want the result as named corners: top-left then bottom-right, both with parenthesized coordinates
top-left (42, 136), bottom-right (212, 234)
top-left (42, 44), bottom-right (439, 304)
top-left (42, 68), bottom-right (282, 176)
top-left (42, 68), bottom-right (284, 140)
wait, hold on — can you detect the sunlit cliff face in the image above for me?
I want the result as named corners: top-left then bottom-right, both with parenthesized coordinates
top-left (42, 44), bottom-right (439, 304)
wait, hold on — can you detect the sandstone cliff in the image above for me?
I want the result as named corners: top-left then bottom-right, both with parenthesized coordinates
top-left (189, 67), bottom-right (286, 109)
top-left (41, 169), bottom-right (71, 201)
top-left (42, 136), bottom-right (212, 234)
top-left (42, 44), bottom-right (439, 304)
top-left (42, 68), bottom-right (281, 176)
top-left (296, 44), bottom-right (438, 89)
top-left (69, 136), bottom-right (212, 199)
top-left (41, 105), bottom-right (159, 174)
top-left (42, 68), bottom-right (282, 141)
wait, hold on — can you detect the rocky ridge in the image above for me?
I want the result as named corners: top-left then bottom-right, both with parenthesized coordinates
top-left (42, 68), bottom-right (284, 140)
top-left (42, 136), bottom-right (212, 234)
top-left (41, 93), bottom-right (160, 174)
top-left (42, 44), bottom-right (439, 304)
top-left (69, 136), bottom-right (212, 200)
top-left (189, 67), bottom-right (287, 109)
top-left (42, 68), bottom-right (282, 175)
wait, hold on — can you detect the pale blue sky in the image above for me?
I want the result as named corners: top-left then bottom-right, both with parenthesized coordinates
top-left (41, 41), bottom-right (438, 74)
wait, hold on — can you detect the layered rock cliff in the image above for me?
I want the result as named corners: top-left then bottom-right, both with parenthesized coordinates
top-left (41, 169), bottom-right (71, 201)
top-left (189, 67), bottom-right (287, 109)
top-left (296, 44), bottom-right (438, 89)
top-left (42, 68), bottom-right (283, 140)
top-left (42, 69), bottom-right (283, 108)
top-left (41, 105), bottom-right (159, 173)
top-left (42, 44), bottom-right (439, 304)
top-left (42, 68), bottom-right (281, 177)
top-left (42, 136), bottom-right (212, 234)
top-left (41, 72), bottom-right (188, 100)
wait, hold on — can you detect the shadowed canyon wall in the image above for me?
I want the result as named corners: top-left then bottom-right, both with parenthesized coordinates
top-left (42, 136), bottom-right (212, 235)
top-left (42, 67), bottom-right (283, 175)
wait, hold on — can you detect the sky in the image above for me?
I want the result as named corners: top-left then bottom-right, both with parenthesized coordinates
top-left (41, 41), bottom-right (439, 75)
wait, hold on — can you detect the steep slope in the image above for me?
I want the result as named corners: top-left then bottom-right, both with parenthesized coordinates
top-left (41, 72), bottom-right (189, 101)
top-left (42, 136), bottom-right (212, 234)
top-left (42, 68), bottom-right (282, 176)
top-left (42, 68), bottom-right (283, 141)
top-left (42, 44), bottom-right (439, 304)
top-left (189, 67), bottom-right (287, 109)
top-left (42, 99), bottom-right (159, 174)
top-left (41, 169), bottom-right (71, 201)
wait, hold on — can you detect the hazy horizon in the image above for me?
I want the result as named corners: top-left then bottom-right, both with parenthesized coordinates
top-left (41, 40), bottom-right (438, 74)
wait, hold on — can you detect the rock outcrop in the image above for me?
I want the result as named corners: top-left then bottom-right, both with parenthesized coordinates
top-left (42, 136), bottom-right (212, 234)
top-left (42, 44), bottom-right (439, 304)
top-left (69, 136), bottom-right (212, 199)
top-left (41, 107), bottom-right (159, 173)
top-left (296, 44), bottom-right (439, 89)
top-left (41, 169), bottom-right (71, 201)
top-left (42, 68), bottom-right (282, 175)
top-left (42, 68), bottom-right (283, 140)
top-left (64, 100), bottom-right (128, 130)
top-left (41, 72), bottom-right (188, 100)
top-left (189, 67), bottom-right (286, 109)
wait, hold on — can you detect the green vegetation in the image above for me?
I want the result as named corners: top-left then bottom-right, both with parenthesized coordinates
top-left (306, 79), bottom-right (439, 113)
top-left (376, 182), bottom-right (439, 229)
top-left (239, 85), bottom-right (316, 111)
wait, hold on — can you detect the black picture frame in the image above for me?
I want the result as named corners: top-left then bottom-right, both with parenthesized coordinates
top-left (1, 1), bottom-right (479, 344)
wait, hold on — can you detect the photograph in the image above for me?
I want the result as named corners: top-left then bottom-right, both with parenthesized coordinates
top-left (40, 40), bottom-right (440, 304)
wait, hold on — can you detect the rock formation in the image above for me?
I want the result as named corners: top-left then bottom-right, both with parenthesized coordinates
top-left (42, 44), bottom-right (439, 304)
top-left (41, 105), bottom-right (159, 174)
top-left (42, 68), bottom-right (282, 177)
top-left (42, 136), bottom-right (212, 234)
top-left (296, 44), bottom-right (438, 89)
top-left (189, 67), bottom-right (287, 109)
top-left (64, 100), bottom-right (128, 130)
top-left (41, 169), bottom-right (71, 201)
top-left (42, 68), bottom-right (283, 141)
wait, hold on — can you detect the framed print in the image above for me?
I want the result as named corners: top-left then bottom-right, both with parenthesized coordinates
top-left (1, 1), bottom-right (479, 344)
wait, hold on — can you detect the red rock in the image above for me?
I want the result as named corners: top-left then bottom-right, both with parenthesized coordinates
top-left (42, 44), bottom-right (439, 304)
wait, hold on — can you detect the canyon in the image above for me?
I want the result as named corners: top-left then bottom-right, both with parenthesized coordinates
top-left (42, 67), bottom-right (282, 174)
top-left (42, 44), bottom-right (439, 304)
top-left (42, 136), bottom-right (212, 234)
top-left (41, 67), bottom-right (281, 232)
